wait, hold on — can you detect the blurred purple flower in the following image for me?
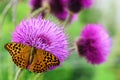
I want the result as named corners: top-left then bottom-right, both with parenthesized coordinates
top-left (81, 0), bottom-right (93, 8)
top-left (54, 10), bottom-right (68, 21)
top-left (30, 0), bottom-right (43, 11)
top-left (48, 0), bottom-right (68, 20)
top-left (12, 17), bottom-right (69, 69)
top-left (67, 0), bottom-right (93, 13)
top-left (29, 0), bottom-right (68, 20)
top-left (67, 0), bottom-right (82, 13)
top-left (76, 24), bottom-right (111, 64)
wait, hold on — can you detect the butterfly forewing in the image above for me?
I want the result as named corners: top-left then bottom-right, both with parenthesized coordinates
top-left (5, 42), bottom-right (31, 69)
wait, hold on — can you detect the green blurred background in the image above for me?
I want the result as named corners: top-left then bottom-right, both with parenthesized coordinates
top-left (0, 0), bottom-right (120, 80)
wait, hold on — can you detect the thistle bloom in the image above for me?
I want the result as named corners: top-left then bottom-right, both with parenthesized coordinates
top-left (67, 0), bottom-right (93, 13)
top-left (30, 0), bottom-right (68, 20)
top-left (76, 24), bottom-right (111, 64)
top-left (81, 0), bottom-right (93, 8)
top-left (30, 0), bottom-right (43, 11)
top-left (12, 17), bottom-right (69, 69)
top-left (48, 0), bottom-right (68, 20)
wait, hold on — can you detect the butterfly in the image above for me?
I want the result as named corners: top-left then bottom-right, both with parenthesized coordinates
top-left (4, 42), bottom-right (60, 73)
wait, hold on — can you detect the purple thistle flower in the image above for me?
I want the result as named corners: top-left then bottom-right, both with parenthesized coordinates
top-left (48, 0), bottom-right (68, 20)
top-left (67, 0), bottom-right (93, 13)
top-left (12, 17), bottom-right (69, 69)
top-left (54, 10), bottom-right (68, 21)
top-left (76, 24), bottom-right (111, 64)
top-left (81, 0), bottom-right (93, 8)
top-left (67, 0), bottom-right (82, 13)
top-left (30, 0), bottom-right (43, 11)
top-left (29, 0), bottom-right (69, 20)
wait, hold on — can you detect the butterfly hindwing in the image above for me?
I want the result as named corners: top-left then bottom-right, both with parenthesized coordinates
top-left (29, 49), bottom-right (60, 73)
top-left (42, 51), bottom-right (60, 68)
top-left (29, 49), bottom-right (47, 73)
top-left (5, 42), bottom-right (31, 69)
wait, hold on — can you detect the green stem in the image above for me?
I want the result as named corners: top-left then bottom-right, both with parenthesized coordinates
top-left (26, 7), bottom-right (46, 19)
top-left (0, 0), bottom-right (13, 29)
top-left (14, 68), bottom-right (23, 80)
top-left (31, 7), bottom-right (45, 17)
top-left (33, 73), bottom-right (44, 80)
top-left (63, 12), bottom-right (73, 27)
top-left (12, 0), bottom-right (18, 26)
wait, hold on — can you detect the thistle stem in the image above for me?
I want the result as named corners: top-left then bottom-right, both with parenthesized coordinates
top-left (31, 7), bottom-right (46, 18)
top-left (14, 68), bottom-right (23, 80)
top-left (69, 47), bottom-right (76, 53)
top-left (33, 73), bottom-right (44, 80)
top-left (0, 0), bottom-right (13, 29)
top-left (12, 0), bottom-right (18, 26)
top-left (26, 7), bottom-right (46, 19)
top-left (63, 12), bottom-right (73, 27)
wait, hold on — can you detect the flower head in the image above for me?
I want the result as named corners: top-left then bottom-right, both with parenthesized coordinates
top-left (81, 0), bottom-right (93, 8)
top-left (67, 0), bottom-right (93, 13)
top-left (67, 0), bottom-right (82, 13)
top-left (49, 0), bottom-right (68, 20)
top-left (30, 0), bottom-right (43, 11)
top-left (29, 0), bottom-right (68, 20)
top-left (12, 17), bottom-right (69, 69)
top-left (76, 24), bottom-right (111, 64)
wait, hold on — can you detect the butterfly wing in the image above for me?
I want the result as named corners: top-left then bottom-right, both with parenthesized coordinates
top-left (29, 49), bottom-right (47, 73)
top-left (5, 42), bottom-right (31, 69)
top-left (42, 50), bottom-right (60, 68)
top-left (29, 49), bottom-right (60, 73)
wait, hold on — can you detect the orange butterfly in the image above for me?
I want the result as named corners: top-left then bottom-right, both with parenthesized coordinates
top-left (5, 42), bottom-right (60, 73)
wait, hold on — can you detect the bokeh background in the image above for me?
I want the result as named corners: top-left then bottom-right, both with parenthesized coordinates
top-left (0, 0), bottom-right (120, 80)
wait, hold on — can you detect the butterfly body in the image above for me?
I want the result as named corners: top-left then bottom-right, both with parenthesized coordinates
top-left (5, 42), bottom-right (60, 73)
top-left (28, 47), bottom-right (36, 65)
